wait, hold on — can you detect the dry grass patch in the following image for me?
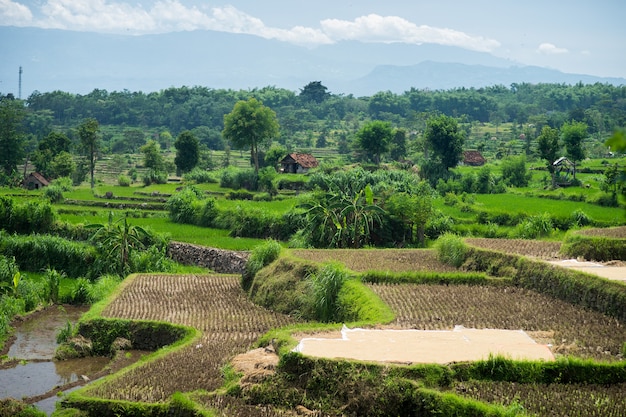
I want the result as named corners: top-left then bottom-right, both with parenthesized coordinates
top-left (291, 249), bottom-right (457, 273)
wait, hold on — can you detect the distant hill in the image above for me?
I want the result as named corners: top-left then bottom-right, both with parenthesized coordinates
top-left (2, 26), bottom-right (624, 98)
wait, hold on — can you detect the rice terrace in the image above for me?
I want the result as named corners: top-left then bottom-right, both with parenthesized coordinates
top-left (1, 81), bottom-right (626, 416)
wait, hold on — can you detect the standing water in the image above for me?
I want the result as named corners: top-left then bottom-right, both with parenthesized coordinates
top-left (0, 305), bottom-right (108, 414)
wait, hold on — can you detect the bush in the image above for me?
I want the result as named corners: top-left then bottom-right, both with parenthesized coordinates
top-left (226, 189), bottom-right (254, 200)
top-left (54, 176), bottom-right (74, 191)
top-left (117, 175), bottom-right (131, 186)
top-left (512, 213), bottom-right (553, 239)
top-left (0, 233), bottom-right (96, 278)
top-left (242, 239), bottom-right (282, 291)
top-left (166, 187), bottom-right (201, 224)
top-left (560, 233), bottom-right (626, 261)
top-left (571, 209), bottom-right (592, 227)
top-left (88, 274), bottom-right (122, 303)
top-left (43, 184), bottom-right (65, 203)
top-left (142, 169), bottom-right (167, 186)
top-left (220, 167), bottom-right (258, 191)
top-left (183, 167), bottom-right (218, 184)
top-left (16, 279), bottom-right (45, 311)
top-left (195, 197), bottom-right (218, 227)
top-left (8, 200), bottom-right (57, 234)
top-left (435, 233), bottom-right (468, 268)
top-left (425, 212), bottom-right (454, 240)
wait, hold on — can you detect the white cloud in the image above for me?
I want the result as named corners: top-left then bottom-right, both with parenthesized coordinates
top-left (0, 0), bottom-right (33, 26)
top-left (536, 42), bottom-right (569, 55)
top-left (3, 1), bottom-right (499, 51)
top-left (320, 14), bottom-right (500, 52)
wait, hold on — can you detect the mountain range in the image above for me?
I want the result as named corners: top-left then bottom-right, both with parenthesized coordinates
top-left (2, 26), bottom-right (625, 98)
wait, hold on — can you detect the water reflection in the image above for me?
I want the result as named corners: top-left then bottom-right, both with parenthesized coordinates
top-left (0, 357), bottom-right (108, 399)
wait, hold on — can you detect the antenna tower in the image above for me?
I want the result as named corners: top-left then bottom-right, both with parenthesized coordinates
top-left (19, 66), bottom-right (22, 99)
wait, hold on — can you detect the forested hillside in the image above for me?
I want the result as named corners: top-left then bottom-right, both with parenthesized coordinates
top-left (18, 82), bottom-right (626, 155)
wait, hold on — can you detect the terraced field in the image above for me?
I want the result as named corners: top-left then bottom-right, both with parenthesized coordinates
top-left (464, 238), bottom-right (563, 259)
top-left (291, 248), bottom-right (458, 273)
top-left (85, 274), bottom-right (295, 403)
top-left (368, 283), bottom-right (626, 359)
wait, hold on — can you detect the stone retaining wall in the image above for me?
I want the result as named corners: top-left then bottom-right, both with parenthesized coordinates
top-left (167, 241), bottom-right (249, 274)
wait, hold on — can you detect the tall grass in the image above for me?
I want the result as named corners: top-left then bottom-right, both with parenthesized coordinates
top-left (242, 239), bottom-right (282, 291)
top-left (310, 262), bottom-right (348, 323)
top-left (435, 233), bottom-right (468, 268)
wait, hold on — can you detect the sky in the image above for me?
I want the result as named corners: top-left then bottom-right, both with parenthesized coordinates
top-left (1, 0), bottom-right (625, 78)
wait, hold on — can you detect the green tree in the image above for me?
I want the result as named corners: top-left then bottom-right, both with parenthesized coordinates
top-left (222, 98), bottom-right (279, 175)
top-left (159, 130), bottom-right (174, 150)
top-left (389, 128), bottom-right (407, 161)
top-left (140, 139), bottom-right (164, 172)
top-left (32, 131), bottom-right (72, 177)
top-left (561, 121), bottom-right (588, 181)
top-left (424, 114), bottom-right (465, 170)
top-left (355, 120), bottom-right (393, 165)
top-left (387, 189), bottom-right (433, 247)
top-left (123, 128), bottom-right (146, 153)
top-left (0, 97), bottom-right (26, 178)
top-left (50, 151), bottom-right (76, 179)
top-left (263, 144), bottom-right (287, 171)
top-left (500, 155), bottom-right (531, 188)
top-left (536, 126), bottom-right (561, 188)
top-left (299, 81), bottom-right (330, 103)
top-left (77, 118), bottom-right (100, 189)
top-left (174, 130), bottom-right (199, 174)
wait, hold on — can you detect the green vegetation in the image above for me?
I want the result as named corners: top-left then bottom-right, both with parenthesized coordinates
top-left (1, 80), bottom-right (626, 416)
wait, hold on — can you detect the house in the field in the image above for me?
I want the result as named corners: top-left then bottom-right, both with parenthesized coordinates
top-left (462, 150), bottom-right (486, 166)
top-left (280, 153), bottom-right (319, 174)
top-left (23, 172), bottom-right (50, 190)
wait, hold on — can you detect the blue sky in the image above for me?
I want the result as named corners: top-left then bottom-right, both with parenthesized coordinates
top-left (2, 0), bottom-right (625, 78)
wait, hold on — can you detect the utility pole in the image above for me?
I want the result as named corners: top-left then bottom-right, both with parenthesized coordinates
top-left (19, 66), bottom-right (22, 99)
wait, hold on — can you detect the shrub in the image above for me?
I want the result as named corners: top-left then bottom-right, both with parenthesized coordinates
top-left (501, 155), bottom-right (531, 187)
top-left (226, 189), bottom-right (254, 200)
top-left (117, 174), bottom-right (131, 186)
top-left (425, 212), bottom-right (454, 240)
top-left (183, 167), bottom-right (218, 184)
top-left (513, 213), bottom-right (553, 239)
top-left (0, 234), bottom-right (95, 278)
top-left (242, 239), bottom-right (282, 291)
top-left (10, 200), bottom-right (57, 233)
top-left (0, 255), bottom-right (19, 288)
top-left (253, 192), bottom-right (273, 201)
top-left (220, 167), bottom-right (258, 191)
top-left (70, 278), bottom-right (93, 304)
top-left (54, 176), bottom-right (74, 191)
top-left (142, 169), bottom-right (167, 186)
top-left (166, 187), bottom-right (201, 224)
top-left (44, 268), bottom-right (62, 304)
top-left (560, 233), bottom-right (626, 261)
top-left (43, 184), bottom-right (64, 203)
top-left (435, 233), bottom-right (468, 268)
top-left (16, 279), bottom-right (45, 312)
top-left (571, 209), bottom-right (592, 227)
top-left (195, 197), bottom-right (218, 227)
